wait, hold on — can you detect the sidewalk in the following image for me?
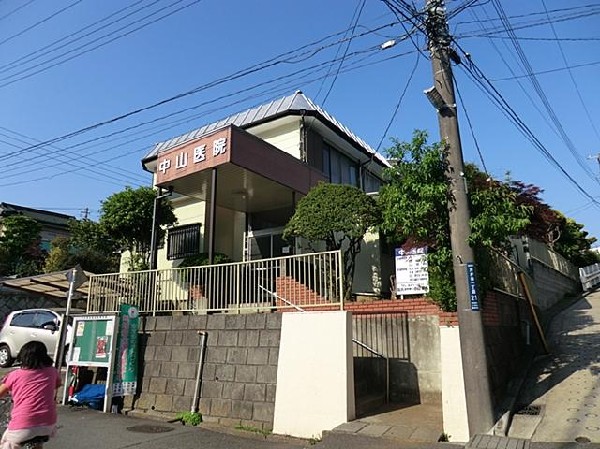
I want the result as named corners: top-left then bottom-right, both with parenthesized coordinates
top-left (49, 406), bottom-right (307, 449)
top-left (509, 289), bottom-right (600, 442)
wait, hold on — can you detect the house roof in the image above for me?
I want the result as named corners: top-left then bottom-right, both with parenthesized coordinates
top-left (0, 203), bottom-right (75, 228)
top-left (142, 91), bottom-right (389, 167)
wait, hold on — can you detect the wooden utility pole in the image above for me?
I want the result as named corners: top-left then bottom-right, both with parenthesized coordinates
top-left (425, 0), bottom-right (494, 435)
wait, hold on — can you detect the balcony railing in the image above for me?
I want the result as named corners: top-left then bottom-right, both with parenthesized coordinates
top-left (87, 250), bottom-right (344, 314)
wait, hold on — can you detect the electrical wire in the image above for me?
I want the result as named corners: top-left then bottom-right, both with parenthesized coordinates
top-left (0, 0), bottom-right (204, 88)
top-left (0, 0), bottom-right (85, 48)
top-left (539, 0), bottom-right (600, 143)
top-left (0, 0), bottom-right (36, 22)
top-left (318, 0), bottom-right (366, 105)
top-left (376, 52), bottom-right (420, 151)
top-left (453, 75), bottom-right (488, 174)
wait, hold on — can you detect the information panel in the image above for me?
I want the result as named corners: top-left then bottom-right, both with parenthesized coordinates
top-left (69, 314), bottom-right (116, 367)
top-left (395, 247), bottom-right (429, 296)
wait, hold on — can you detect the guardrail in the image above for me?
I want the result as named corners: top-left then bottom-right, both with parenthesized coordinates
top-left (580, 262), bottom-right (600, 291)
top-left (87, 250), bottom-right (344, 314)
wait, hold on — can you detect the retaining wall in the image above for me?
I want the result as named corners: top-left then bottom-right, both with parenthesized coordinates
top-left (128, 313), bottom-right (281, 430)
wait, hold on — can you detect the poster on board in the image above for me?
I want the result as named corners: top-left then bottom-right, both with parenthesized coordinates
top-left (395, 247), bottom-right (429, 296)
top-left (112, 304), bottom-right (140, 397)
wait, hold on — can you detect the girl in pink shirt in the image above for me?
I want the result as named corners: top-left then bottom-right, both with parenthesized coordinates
top-left (0, 341), bottom-right (61, 449)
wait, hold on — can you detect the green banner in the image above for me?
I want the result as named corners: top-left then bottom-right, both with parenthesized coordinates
top-left (112, 304), bottom-right (139, 396)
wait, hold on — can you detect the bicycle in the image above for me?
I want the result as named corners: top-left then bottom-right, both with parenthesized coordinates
top-left (0, 397), bottom-right (50, 449)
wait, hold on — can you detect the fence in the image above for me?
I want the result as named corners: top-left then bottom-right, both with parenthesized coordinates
top-left (580, 262), bottom-right (600, 291)
top-left (87, 250), bottom-right (344, 314)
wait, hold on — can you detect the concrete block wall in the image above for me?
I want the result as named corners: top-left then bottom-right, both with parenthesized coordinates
top-left (531, 260), bottom-right (581, 310)
top-left (131, 313), bottom-right (282, 430)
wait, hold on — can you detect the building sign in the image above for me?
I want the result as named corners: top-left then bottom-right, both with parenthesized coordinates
top-left (395, 247), bottom-right (429, 295)
top-left (156, 128), bottom-right (231, 184)
top-left (465, 262), bottom-right (480, 311)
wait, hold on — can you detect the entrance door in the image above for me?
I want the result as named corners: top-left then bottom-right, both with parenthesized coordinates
top-left (246, 228), bottom-right (288, 261)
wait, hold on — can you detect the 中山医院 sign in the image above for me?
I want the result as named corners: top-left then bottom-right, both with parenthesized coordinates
top-left (395, 247), bottom-right (429, 295)
top-left (156, 128), bottom-right (230, 184)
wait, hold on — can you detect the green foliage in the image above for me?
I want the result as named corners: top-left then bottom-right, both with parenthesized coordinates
top-left (235, 424), bottom-right (271, 438)
top-left (283, 182), bottom-right (380, 299)
top-left (44, 220), bottom-right (120, 274)
top-left (466, 164), bottom-right (531, 251)
top-left (379, 131), bottom-right (534, 311)
top-left (175, 411), bottom-right (202, 426)
top-left (379, 130), bottom-right (456, 310)
top-left (553, 215), bottom-right (598, 267)
top-left (178, 252), bottom-right (232, 268)
top-left (379, 130), bottom-right (450, 248)
top-left (99, 186), bottom-right (176, 270)
top-left (0, 214), bottom-right (43, 277)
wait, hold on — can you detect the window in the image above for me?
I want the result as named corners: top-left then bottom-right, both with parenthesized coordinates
top-left (10, 312), bottom-right (36, 328)
top-left (167, 223), bottom-right (201, 260)
top-left (322, 143), bottom-right (358, 187)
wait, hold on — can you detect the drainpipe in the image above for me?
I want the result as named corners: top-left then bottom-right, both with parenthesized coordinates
top-left (299, 110), bottom-right (307, 162)
top-left (191, 331), bottom-right (208, 413)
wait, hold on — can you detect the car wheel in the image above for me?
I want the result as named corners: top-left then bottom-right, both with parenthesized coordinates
top-left (0, 345), bottom-right (13, 368)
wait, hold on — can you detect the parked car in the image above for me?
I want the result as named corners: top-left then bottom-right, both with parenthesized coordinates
top-left (0, 308), bottom-right (78, 368)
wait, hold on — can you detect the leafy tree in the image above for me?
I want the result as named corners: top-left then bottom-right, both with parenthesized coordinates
top-left (99, 186), bottom-right (176, 270)
top-left (379, 131), bottom-right (533, 311)
top-left (44, 220), bottom-right (119, 274)
top-left (283, 182), bottom-right (380, 300)
top-left (553, 215), bottom-right (598, 267)
top-left (0, 214), bottom-right (44, 277)
top-left (379, 130), bottom-right (455, 310)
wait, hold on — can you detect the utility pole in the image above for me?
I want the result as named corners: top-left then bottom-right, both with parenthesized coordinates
top-left (425, 0), bottom-right (494, 436)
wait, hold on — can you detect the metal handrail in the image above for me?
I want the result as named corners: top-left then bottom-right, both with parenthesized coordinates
top-left (352, 338), bottom-right (389, 404)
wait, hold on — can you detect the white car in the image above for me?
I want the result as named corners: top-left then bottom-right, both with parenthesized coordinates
top-left (0, 309), bottom-right (75, 368)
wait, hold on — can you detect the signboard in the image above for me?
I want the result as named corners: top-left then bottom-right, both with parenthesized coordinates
top-left (156, 128), bottom-right (231, 184)
top-left (395, 247), bottom-right (429, 296)
top-left (112, 304), bottom-right (140, 397)
top-left (63, 314), bottom-right (118, 413)
top-left (466, 262), bottom-right (480, 311)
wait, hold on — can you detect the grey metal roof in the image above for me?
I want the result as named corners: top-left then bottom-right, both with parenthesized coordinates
top-left (143, 91), bottom-right (389, 166)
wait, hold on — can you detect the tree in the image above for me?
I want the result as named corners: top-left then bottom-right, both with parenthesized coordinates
top-left (99, 186), bottom-right (176, 270)
top-left (0, 215), bottom-right (43, 277)
top-left (44, 220), bottom-right (120, 274)
top-left (379, 131), bottom-right (533, 311)
top-left (553, 215), bottom-right (598, 267)
top-left (283, 182), bottom-right (380, 300)
top-left (378, 130), bottom-right (455, 310)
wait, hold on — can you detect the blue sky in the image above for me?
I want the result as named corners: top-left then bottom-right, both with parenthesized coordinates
top-left (1, 0), bottom-right (599, 244)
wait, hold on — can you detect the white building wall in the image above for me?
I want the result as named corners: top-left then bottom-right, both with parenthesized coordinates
top-left (440, 325), bottom-right (470, 442)
top-left (273, 311), bottom-right (355, 439)
top-left (253, 121), bottom-right (301, 159)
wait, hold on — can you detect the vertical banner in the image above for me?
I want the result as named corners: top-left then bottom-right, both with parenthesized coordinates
top-left (112, 304), bottom-right (139, 396)
top-left (465, 262), bottom-right (480, 311)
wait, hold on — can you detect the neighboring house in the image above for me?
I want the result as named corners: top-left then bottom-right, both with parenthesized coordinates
top-left (0, 203), bottom-right (74, 252)
top-left (142, 91), bottom-right (392, 295)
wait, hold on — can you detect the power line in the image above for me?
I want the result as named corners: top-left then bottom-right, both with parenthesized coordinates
top-left (455, 46), bottom-right (600, 207)
top-left (0, 0), bottom-right (146, 74)
top-left (0, 0), bottom-right (204, 88)
top-left (376, 52), bottom-right (420, 151)
top-left (0, 21), bottom-right (403, 163)
top-left (0, 0), bottom-right (36, 22)
top-left (492, 59), bottom-right (600, 81)
top-left (539, 0), bottom-right (600, 143)
top-left (453, 75), bottom-right (488, 174)
top-left (0, 0), bottom-right (85, 48)
top-left (318, 0), bottom-right (367, 105)
top-left (489, 0), bottom-right (600, 186)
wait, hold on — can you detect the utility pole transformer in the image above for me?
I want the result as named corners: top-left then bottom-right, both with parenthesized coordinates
top-left (425, 0), bottom-right (494, 435)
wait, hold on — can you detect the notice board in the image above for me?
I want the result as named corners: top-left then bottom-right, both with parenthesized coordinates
top-left (69, 314), bottom-right (117, 367)
top-left (64, 314), bottom-right (118, 413)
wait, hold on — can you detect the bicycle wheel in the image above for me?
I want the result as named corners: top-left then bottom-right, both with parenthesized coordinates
top-left (0, 398), bottom-right (11, 430)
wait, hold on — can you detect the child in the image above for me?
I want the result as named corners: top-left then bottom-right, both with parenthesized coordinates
top-left (0, 341), bottom-right (62, 449)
